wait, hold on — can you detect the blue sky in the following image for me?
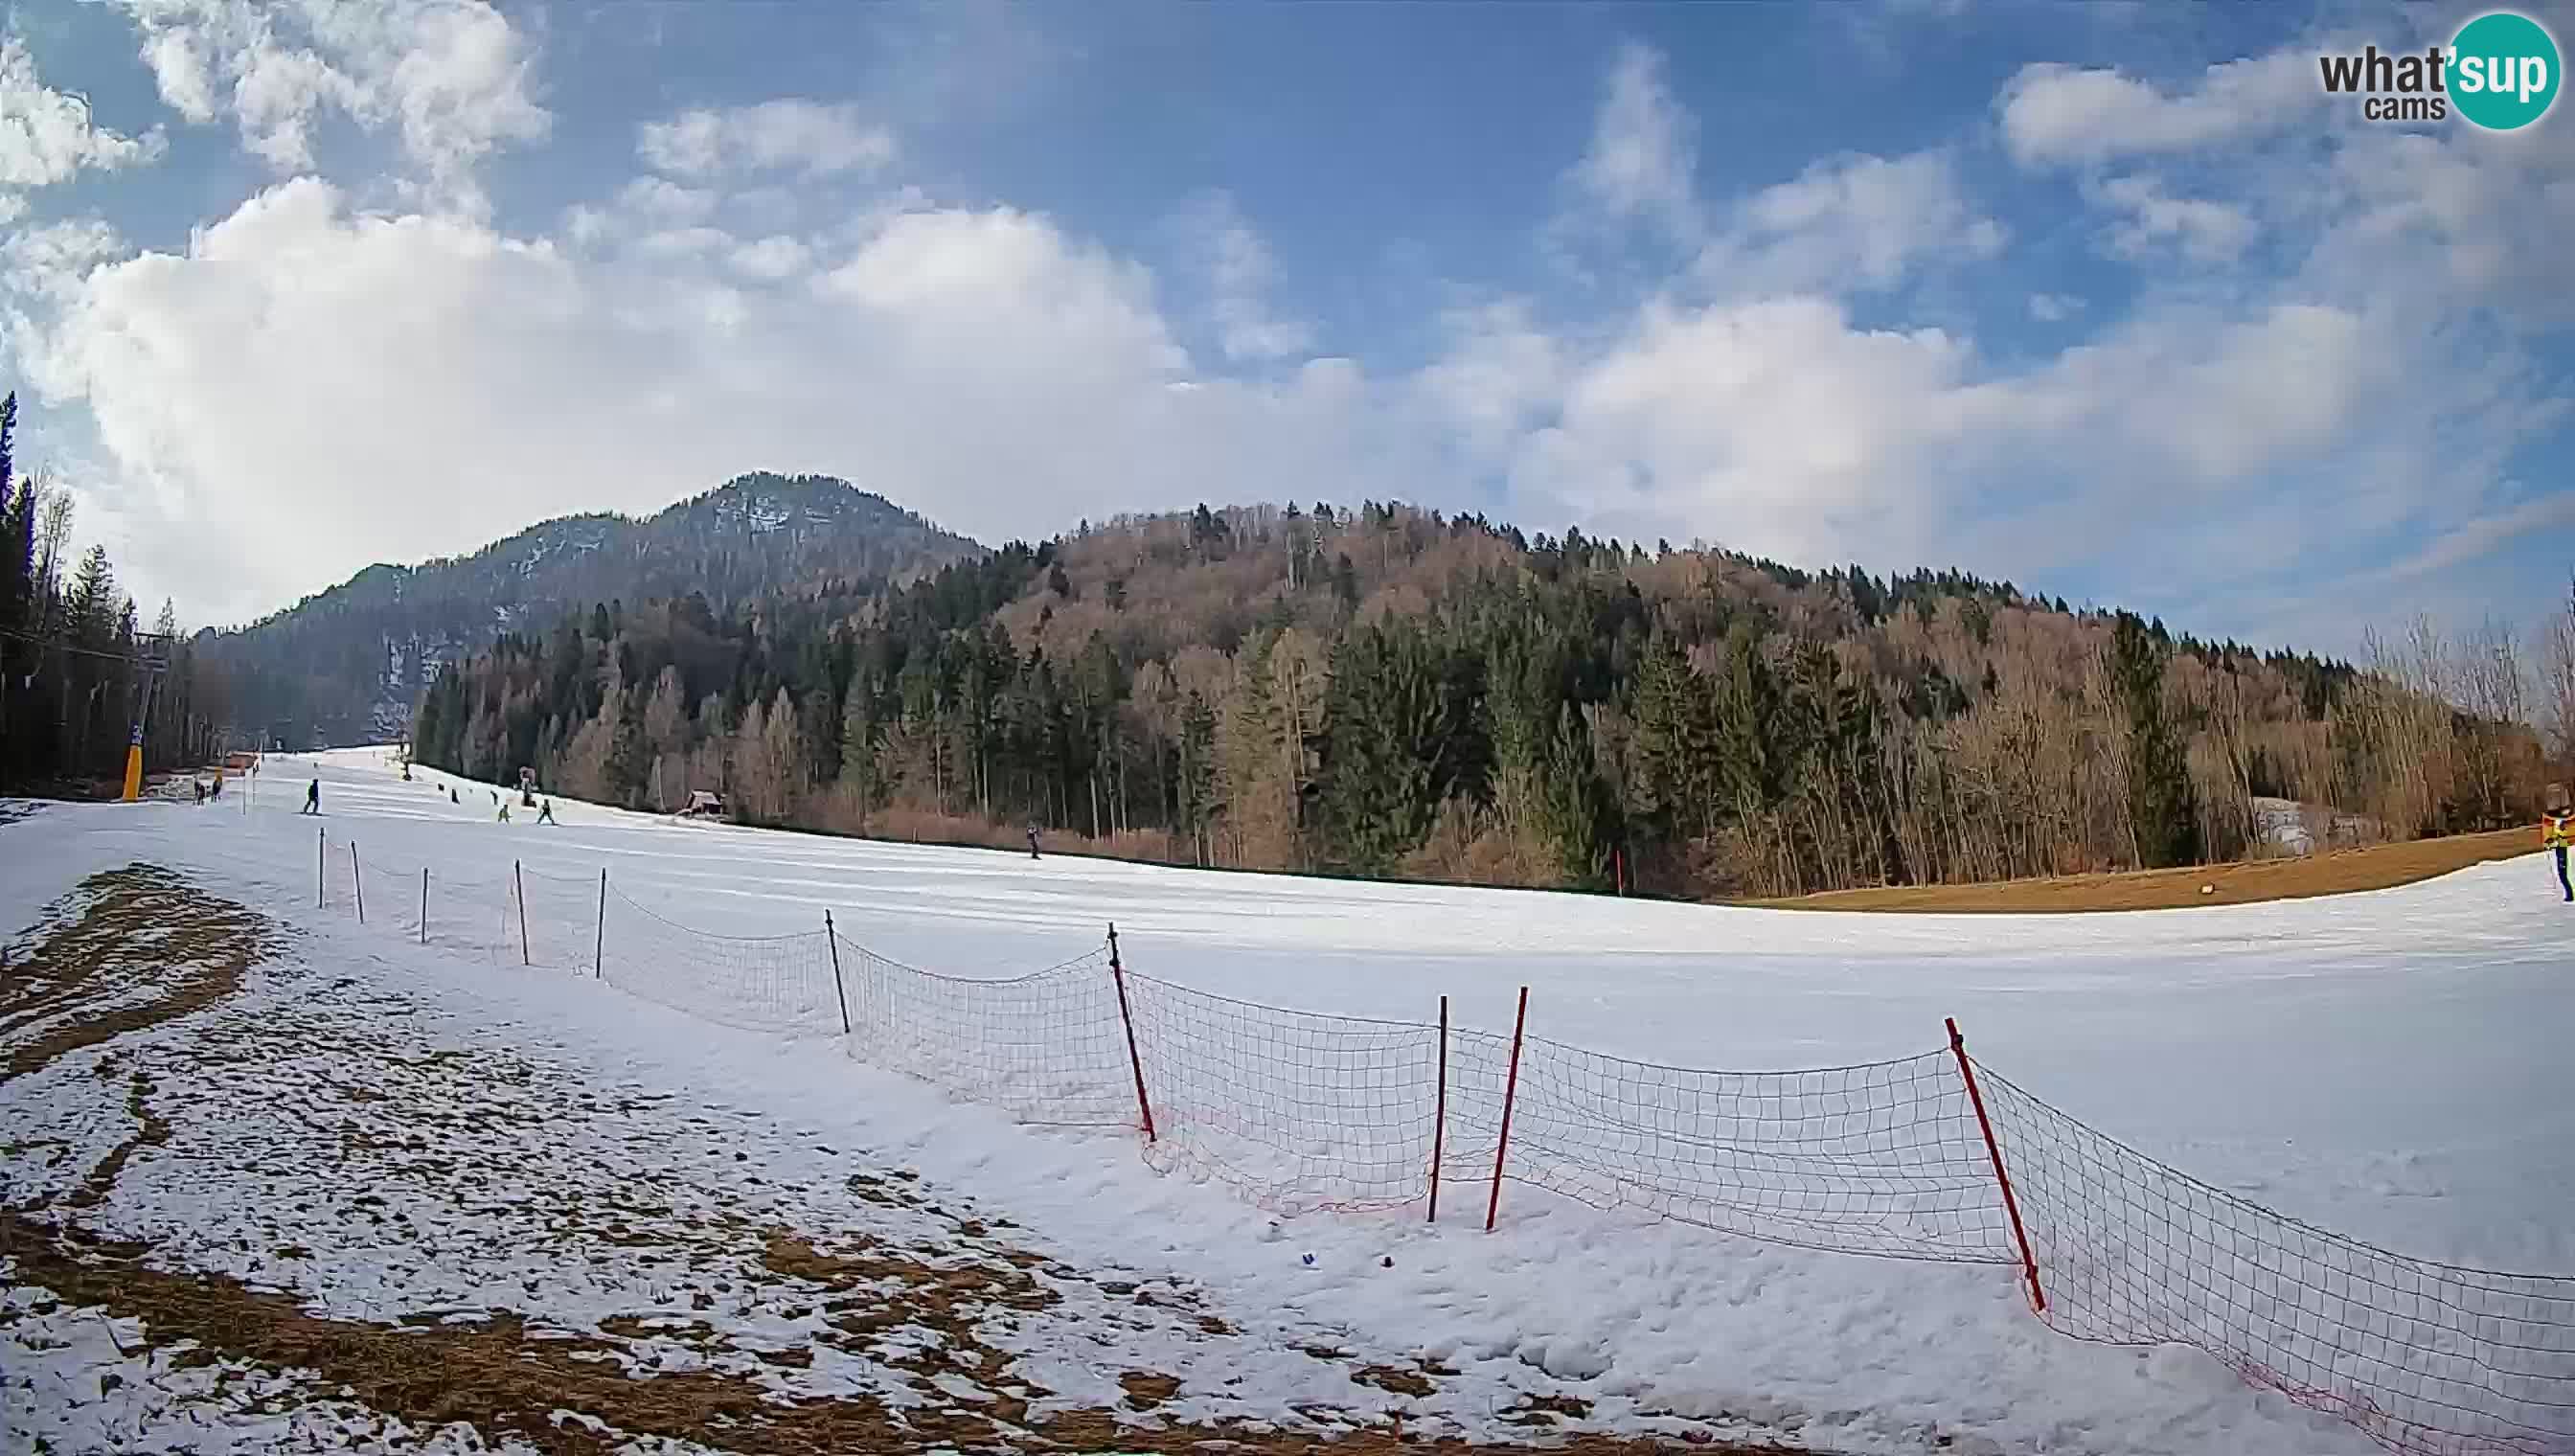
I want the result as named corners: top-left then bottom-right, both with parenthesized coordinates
top-left (0, 0), bottom-right (2568, 659)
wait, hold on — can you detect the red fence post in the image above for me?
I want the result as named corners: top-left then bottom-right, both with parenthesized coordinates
top-left (514, 860), bottom-right (530, 967)
top-left (1429, 993), bottom-right (1448, 1223)
top-left (1486, 985), bottom-right (1528, 1233)
top-left (1107, 923), bottom-right (1156, 1143)
top-left (352, 843), bottom-right (365, 925)
top-left (1948, 1015), bottom-right (2046, 1313)
top-left (594, 868), bottom-right (607, 979)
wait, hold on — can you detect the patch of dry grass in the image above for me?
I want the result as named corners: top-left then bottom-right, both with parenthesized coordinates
top-left (1752, 828), bottom-right (2541, 913)
top-left (0, 864), bottom-right (279, 1083)
top-left (0, 863), bottom-right (1820, 1456)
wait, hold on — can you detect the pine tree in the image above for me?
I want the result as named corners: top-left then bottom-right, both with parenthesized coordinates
top-left (1317, 620), bottom-right (1477, 874)
top-left (1630, 633), bottom-right (1715, 840)
top-left (838, 676), bottom-right (879, 818)
top-left (2111, 611), bottom-right (2199, 867)
top-left (604, 688), bottom-right (648, 806)
top-left (69, 546), bottom-right (116, 648)
top-left (1177, 689), bottom-right (1218, 863)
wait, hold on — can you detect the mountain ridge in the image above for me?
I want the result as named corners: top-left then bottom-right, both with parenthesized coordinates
top-left (209, 472), bottom-right (982, 745)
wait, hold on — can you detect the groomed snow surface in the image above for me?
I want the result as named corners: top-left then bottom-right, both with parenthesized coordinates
top-left (5, 747), bottom-right (2571, 1455)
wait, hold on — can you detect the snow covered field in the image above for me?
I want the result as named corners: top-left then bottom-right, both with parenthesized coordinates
top-left (5, 746), bottom-right (2570, 1455)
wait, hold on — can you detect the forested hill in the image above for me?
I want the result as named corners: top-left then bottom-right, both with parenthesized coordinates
top-left (205, 473), bottom-right (980, 746)
top-left (409, 500), bottom-right (2554, 900)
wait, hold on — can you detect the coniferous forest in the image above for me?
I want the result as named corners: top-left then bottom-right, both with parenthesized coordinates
top-left (410, 499), bottom-right (2575, 899)
top-left (0, 393), bottom-right (231, 794)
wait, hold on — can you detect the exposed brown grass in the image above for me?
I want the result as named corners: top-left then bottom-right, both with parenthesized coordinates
top-left (1, 1205), bottom-right (1813, 1455)
top-left (1752, 828), bottom-right (2541, 913)
top-left (59, 1065), bottom-right (165, 1210)
top-left (0, 863), bottom-right (280, 1082)
top-left (2, 869), bottom-right (1817, 1455)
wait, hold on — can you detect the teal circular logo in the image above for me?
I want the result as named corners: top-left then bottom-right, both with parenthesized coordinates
top-left (2450, 11), bottom-right (2560, 130)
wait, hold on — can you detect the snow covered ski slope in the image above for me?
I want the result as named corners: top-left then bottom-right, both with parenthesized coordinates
top-left (5, 746), bottom-right (2570, 1456)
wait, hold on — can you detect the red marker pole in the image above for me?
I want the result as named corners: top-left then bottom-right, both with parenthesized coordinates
top-left (1485, 986), bottom-right (1528, 1233)
top-left (1948, 1016), bottom-right (2045, 1313)
top-left (1108, 923), bottom-right (1156, 1142)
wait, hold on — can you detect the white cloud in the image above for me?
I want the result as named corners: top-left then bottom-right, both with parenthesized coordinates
top-left (1502, 296), bottom-right (1995, 568)
top-left (9, 180), bottom-right (1429, 626)
top-left (2, 218), bottom-right (130, 304)
top-left (1446, 272), bottom-right (2541, 633)
top-left (0, 36), bottom-right (167, 189)
top-left (2092, 174), bottom-right (2258, 262)
top-left (18, 7), bottom-right (2564, 653)
top-left (112, 0), bottom-right (546, 191)
top-left (2380, 491), bottom-right (2575, 585)
top-left (1562, 49), bottom-right (2001, 299)
top-left (1702, 150), bottom-right (2008, 295)
top-left (1997, 49), bottom-right (2319, 168)
top-left (2317, 125), bottom-right (2575, 324)
top-left (614, 175), bottom-right (717, 225)
top-left (638, 100), bottom-right (895, 180)
top-left (1172, 192), bottom-right (1313, 364)
top-left (1416, 300), bottom-right (1565, 458)
top-left (1568, 42), bottom-right (1699, 240)
top-left (727, 235), bottom-right (811, 282)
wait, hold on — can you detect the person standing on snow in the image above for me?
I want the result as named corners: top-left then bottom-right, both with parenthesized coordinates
top-left (2543, 787), bottom-right (2572, 903)
top-left (302, 779), bottom-right (319, 815)
top-left (536, 798), bottom-right (556, 825)
top-left (1027, 824), bottom-right (1040, 860)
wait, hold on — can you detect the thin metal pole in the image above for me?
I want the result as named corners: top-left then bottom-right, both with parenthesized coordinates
top-left (352, 843), bottom-right (364, 925)
top-left (1108, 923), bottom-right (1156, 1142)
top-left (1429, 993), bottom-right (1448, 1223)
top-left (1485, 986), bottom-right (1528, 1233)
top-left (514, 860), bottom-right (530, 967)
top-left (594, 867), bottom-right (607, 979)
top-left (824, 911), bottom-right (853, 1035)
top-left (1948, 1016), bottom-right (2046, 1313)
top-left (420, 867), bottom-right (429, 944)
top-left (316, 826), bottom-right (325, 907)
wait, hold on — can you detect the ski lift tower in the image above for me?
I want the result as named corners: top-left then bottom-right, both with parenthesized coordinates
top-left (119, 632), bottom-right (174, 803)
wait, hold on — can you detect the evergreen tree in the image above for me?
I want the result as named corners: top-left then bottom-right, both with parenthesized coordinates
top-left (2111, 611), bottom-right (2199, 867)
top-left (1317, 620), bottom-right (1479, 873)
top-left (1630, 633), bottom-right (1715, 840)
top-left (604, 688), bottom-right (648, 806)
top-left (69, 546), bottom-right (116, 648)
top-left (838, 676), bottom-right (879, 818)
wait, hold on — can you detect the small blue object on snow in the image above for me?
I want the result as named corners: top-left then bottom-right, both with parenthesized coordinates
top-left (1301, 1252), bottom-right (1316, 1265)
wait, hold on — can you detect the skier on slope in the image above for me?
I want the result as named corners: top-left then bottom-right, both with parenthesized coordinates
top-left (2543, 786), bottom-right (2572, 903)
top-left (302, 779), bottom-right (320, 815)
top-left (497, 799), bottom-right (512, 823)
top-left (1027, 824), bottom-right (1041, 860)
top-left (536, 798), bottom-right (556, 825)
